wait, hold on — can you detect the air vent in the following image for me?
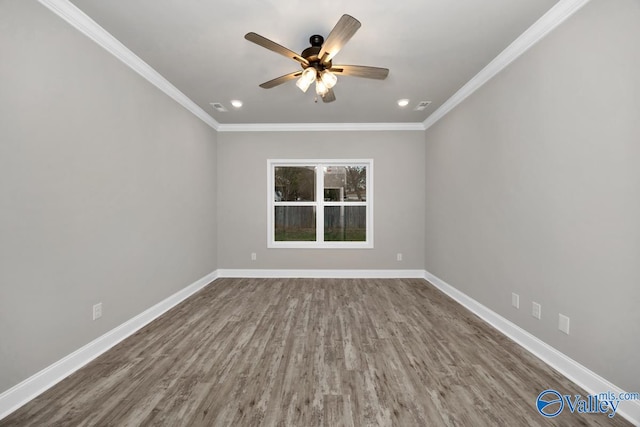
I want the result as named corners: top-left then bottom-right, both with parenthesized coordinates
top-left (210, 102), bottom-right (228, 112)
top-left (414, 101), bottom-right (432, 111)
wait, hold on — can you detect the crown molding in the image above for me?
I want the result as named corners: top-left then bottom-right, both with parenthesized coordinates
top-left (39, 0), bottom-right (590, 134)
top-left (217, 122), bottom-right (426, 132)
top-left (37, 0), bottom-right (220, 131)
top-left (423, 0), bottom-right (592, 131)
top-left (36, 0), bottom-right (423, 134)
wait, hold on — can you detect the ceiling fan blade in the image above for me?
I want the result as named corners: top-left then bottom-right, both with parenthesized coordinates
top-left (321, 88), bottom-right (336, 103)
top-left (330, 65), bottom-right (389, 80)
top-left (245, 32), bottom-right (309, 66)
top-left (318, 15), bottom-right (361, 64)
top-left (259, 71), bottom-right (303, 89)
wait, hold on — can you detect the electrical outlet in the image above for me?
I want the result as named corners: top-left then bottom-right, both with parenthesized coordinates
top-left (92, 303), bottom-right (102, 320)
top-left (532, 302), bottom-right (541, 319)
top-left (511, 293), bottom-right (520, 309)
top-left (559, 314), bottom-right (570, 334)
top-left (396, 253), bottom-right (403, 261)
top-left (251, 252), bottom-right (257, 261)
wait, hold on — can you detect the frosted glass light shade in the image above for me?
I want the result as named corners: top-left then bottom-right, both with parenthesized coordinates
top-left (320, 70), bottom-right (337, 89)
top-left (315, 79), bottom-right (329, 96)
top-left (296, 67), bottom-right (317, 92)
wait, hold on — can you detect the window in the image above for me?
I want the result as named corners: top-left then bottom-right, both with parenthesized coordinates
top-left (268, 159), bottom-right (373, 248)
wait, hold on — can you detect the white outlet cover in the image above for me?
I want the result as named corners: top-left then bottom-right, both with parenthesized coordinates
top-left (396, 253), bottom-right (403, 261)
top-left (532, 302), bottom-right (541, 319)
top-left (92, 303), bottom-right (102, 320)
top-left (511, 293), bottom-right (520, 309)
top-left (559, 314), bottom-right (570, 334)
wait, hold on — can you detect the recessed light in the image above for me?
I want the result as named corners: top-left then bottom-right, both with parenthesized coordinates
top-left (230, 100), bottom-right (243, 108)
top-left (397, 99), bottom-right (410, 107)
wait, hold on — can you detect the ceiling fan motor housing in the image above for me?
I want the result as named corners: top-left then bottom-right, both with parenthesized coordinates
top-left (301, 35), bottom-right (331, 71)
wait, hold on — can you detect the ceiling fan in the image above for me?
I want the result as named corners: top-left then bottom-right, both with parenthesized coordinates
top-left (244, 14), bottom-right (389, 103)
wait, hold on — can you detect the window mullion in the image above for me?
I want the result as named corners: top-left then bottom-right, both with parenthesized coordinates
top-left (316, 165), bottom-right (324, 243)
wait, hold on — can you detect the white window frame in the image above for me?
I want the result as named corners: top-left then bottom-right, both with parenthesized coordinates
top-left (267, 159), bottom-right (373, 249)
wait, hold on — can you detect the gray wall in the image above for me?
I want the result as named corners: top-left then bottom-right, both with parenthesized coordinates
top-left (217, 131), bottom-right (425, 270)
top-left (0, 1), bottom-right (217, 393)
top-left (424, 0), bottom-right (640, 392)
top-left (2, 0), bottom-right (637, 404)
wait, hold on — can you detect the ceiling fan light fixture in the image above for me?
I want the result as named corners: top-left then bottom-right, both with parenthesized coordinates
top-left (246, 14), bottom-right (388, 103)
top-left (315, 78), bottom-right (329, 96)
top-left (296, 67), bottom-right (317, 92)
top-left (320, 70), bottom-right (337, 89)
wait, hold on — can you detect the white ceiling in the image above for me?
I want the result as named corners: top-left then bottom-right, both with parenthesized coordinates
top-left (67, 0), bottom-right (558, 125)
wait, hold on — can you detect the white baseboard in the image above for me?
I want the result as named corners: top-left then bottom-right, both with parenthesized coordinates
top-left (0, 270), bottom-right (219, 421)
top-left (3, 269), bottom-right (637, 425)
top-left (424, 270), bottom-right (640, 426)
top-left (216, 269), bottom-right (426, 279)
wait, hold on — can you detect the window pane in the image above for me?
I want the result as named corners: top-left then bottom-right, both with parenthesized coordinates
top-left (275, 166), bottom-right (316, 202)
top-left (275, 206), bottom-right (316, 241)
top-left (323, 166), bottom-right (366, 202)
top-left (324, 206), bottom-right (366, 241)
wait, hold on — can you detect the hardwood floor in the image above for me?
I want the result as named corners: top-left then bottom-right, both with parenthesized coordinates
top-left (1, 278), bottom-right (632, 426)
